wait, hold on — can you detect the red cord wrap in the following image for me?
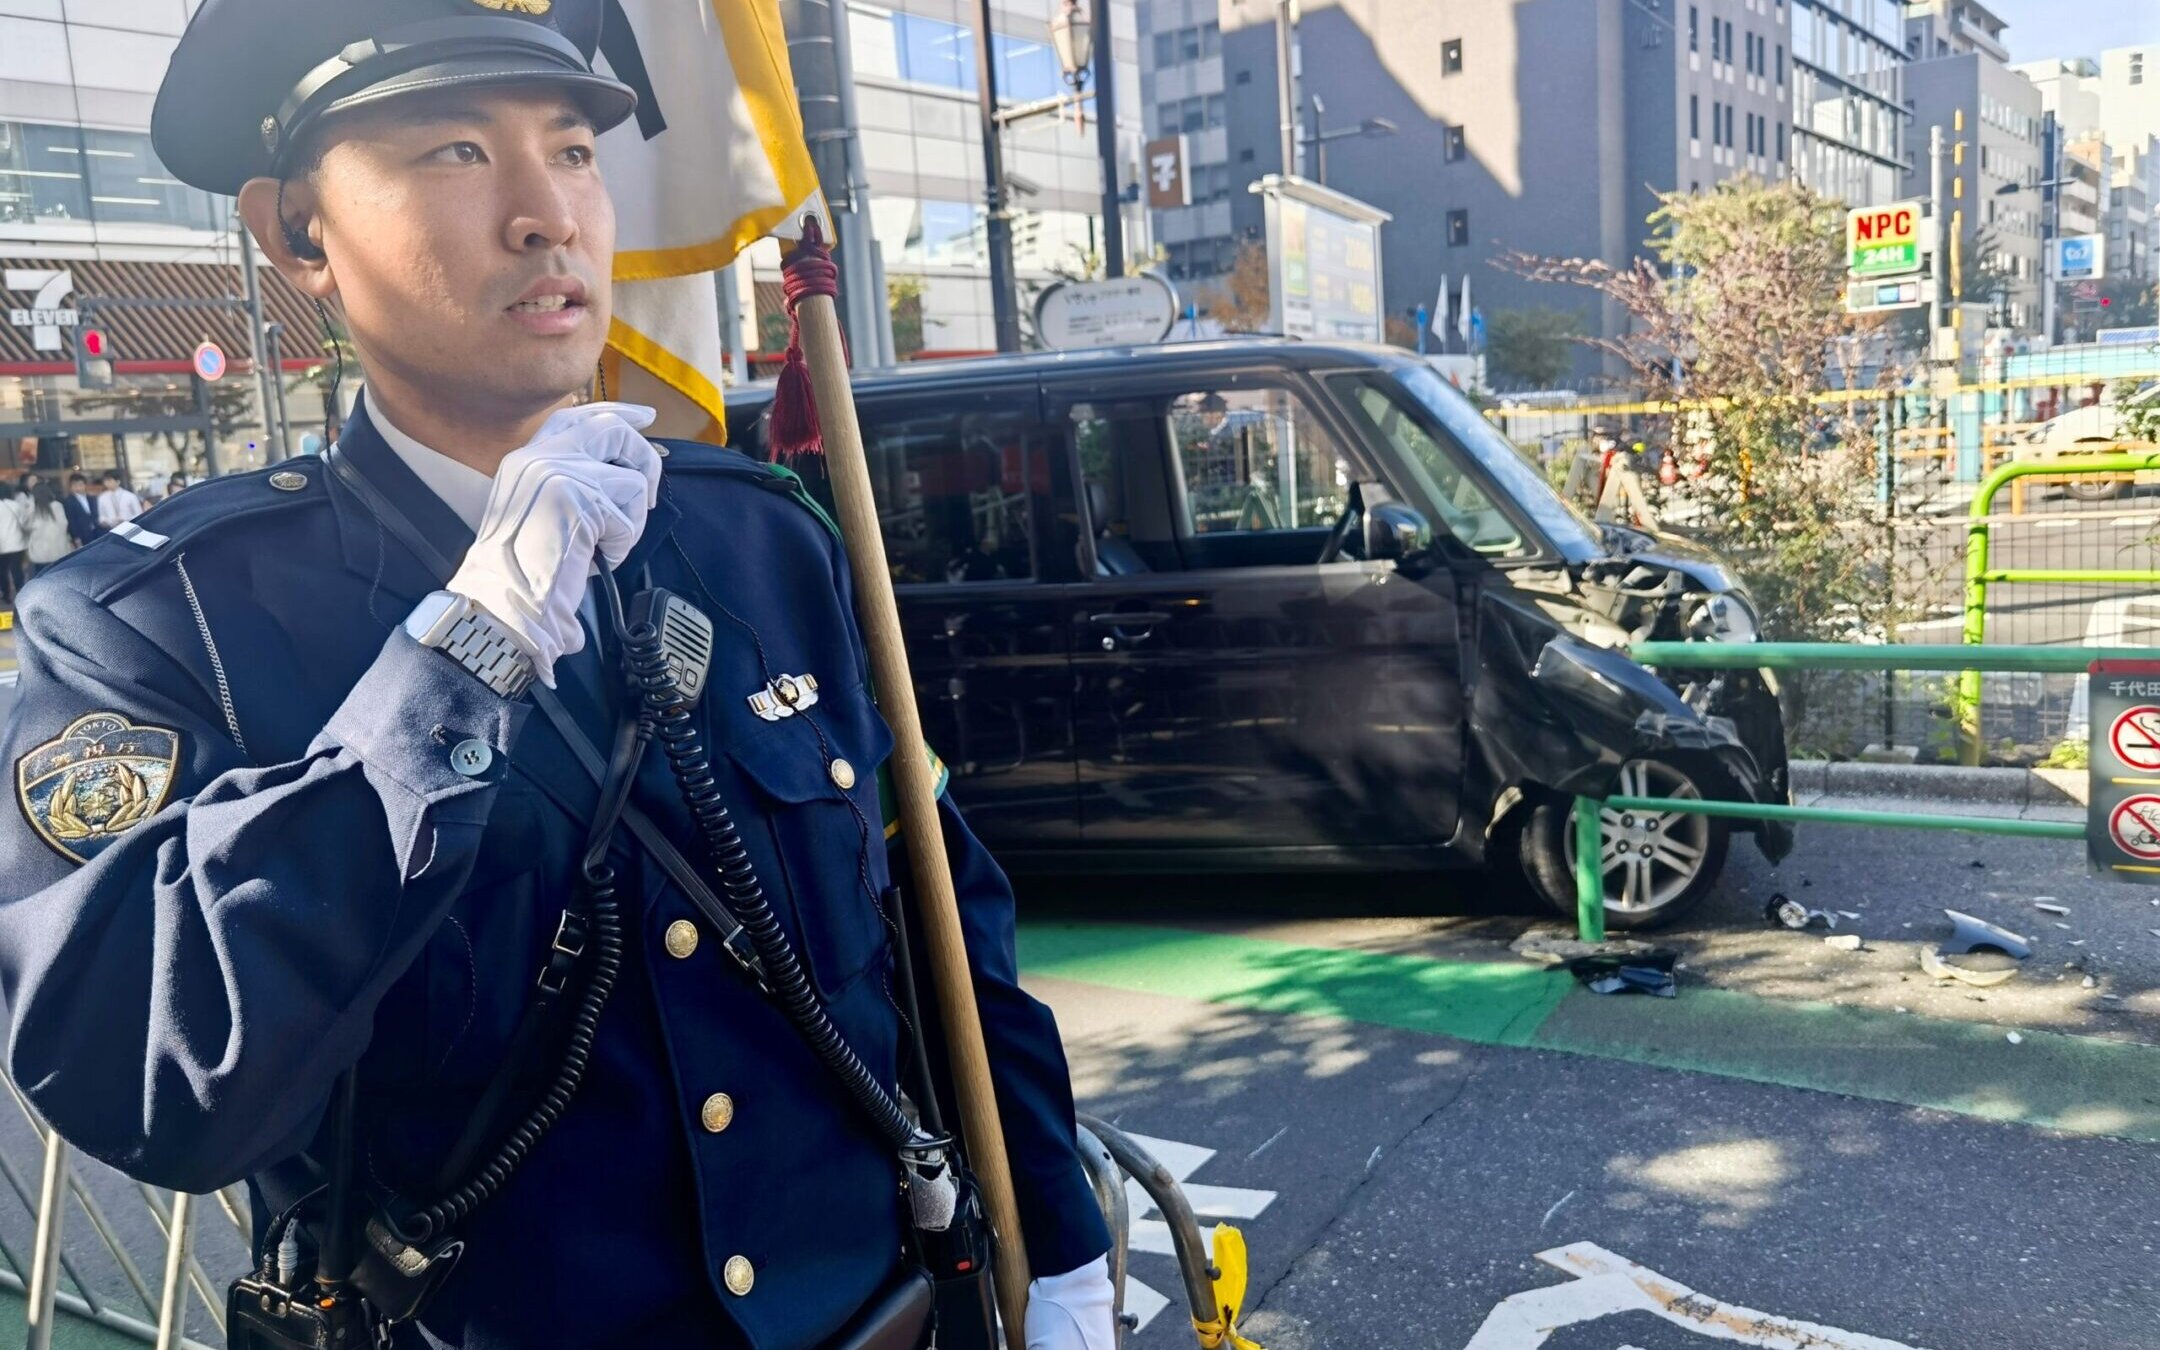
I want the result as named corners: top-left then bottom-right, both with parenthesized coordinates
top-left (769, 216), bottom-right (841, 463)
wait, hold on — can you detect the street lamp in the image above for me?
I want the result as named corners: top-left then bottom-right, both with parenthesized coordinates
top-left (1049, 0), bottom-right (1127, 278)
top-left (1297, 95), bottom-right (1397, 186)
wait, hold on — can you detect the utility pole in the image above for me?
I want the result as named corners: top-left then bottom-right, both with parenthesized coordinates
top-left (1275, 0), bottom-right (1297, 177)
top-left (1091, 0), bottom-right (1123, 277)
top-left (237, 221), bottom-right (284, 463)
top-left (972, 0), bottom-right (1022, 352)
top-left (783, 0), bottom-right (894, 366)
top-left (1928, 124), bottom-right (1947, 342)
top-left (2040, 109), bottom-right (2059, 346)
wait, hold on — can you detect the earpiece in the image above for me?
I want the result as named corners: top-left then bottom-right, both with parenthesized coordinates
top-left (274, 180), bottom-right (324, 261)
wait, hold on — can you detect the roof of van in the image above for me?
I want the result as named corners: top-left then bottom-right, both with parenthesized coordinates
top-left (721, 337), bottom-right (1417, 405)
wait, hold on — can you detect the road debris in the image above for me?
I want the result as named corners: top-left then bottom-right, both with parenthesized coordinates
top-left (2083, 975), bottom-right (2099, 989)
top-left (2034, 902), bottom-right (2071, 916)
top-left (1766, 894), bottom-right (1837, 931)
top-left (1510, 927), bottom-right (1661, 967)
top-left (1919, 946), bottom-right (2021, 988)
top-left (1567, 949), bottom-right (1678, 998)
top-left (1824, 934), bottom-right (1865, 952)
top-left (2007, 1031), bottom-right (2024, 1045)
top-left (1541, 1190), bottom-right (1578, 1229)
top-left (1940, 910), bottom-right (2032, 959)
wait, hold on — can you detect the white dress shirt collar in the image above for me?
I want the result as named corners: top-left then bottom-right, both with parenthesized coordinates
top-left (370, 400), bottom-right (495, 535)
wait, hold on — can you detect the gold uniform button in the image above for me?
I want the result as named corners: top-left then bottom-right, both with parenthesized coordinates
top-left (723, 1255), bottom-right (755, 1296)
top-left (664, 920), bottom-right (699, 959)
top-left (700, 1092), bottom-right (735, 1133)
top-left (829, 758), bottom-right (856, 790)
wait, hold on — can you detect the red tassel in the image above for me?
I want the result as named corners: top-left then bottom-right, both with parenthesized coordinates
top-left (769, 216), bottom-right (843, 464)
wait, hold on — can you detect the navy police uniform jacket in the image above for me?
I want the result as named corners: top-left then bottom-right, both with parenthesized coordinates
top-left (0, 400), bottom-right (1110, 1348)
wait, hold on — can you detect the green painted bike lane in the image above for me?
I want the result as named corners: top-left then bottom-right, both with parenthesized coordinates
top-left (1018, 921), bottom-right (2160, 1144)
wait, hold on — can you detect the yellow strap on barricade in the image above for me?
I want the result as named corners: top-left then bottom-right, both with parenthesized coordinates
top-left (1190, 1224), bottom-right (1265, 1350)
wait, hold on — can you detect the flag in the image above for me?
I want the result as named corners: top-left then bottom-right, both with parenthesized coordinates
top-left (1431, 275), bottom-right (1449, 338)
top-left (596, 0), bottom-right (824, 442)
top-left (1456, 274), bottom-right (1472, 346)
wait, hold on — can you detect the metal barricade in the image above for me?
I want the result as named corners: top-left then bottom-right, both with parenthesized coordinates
top-left (1568, 642), bottom-right (2128, 942)
top-left (2, 1072), bottom-right (248, 1350)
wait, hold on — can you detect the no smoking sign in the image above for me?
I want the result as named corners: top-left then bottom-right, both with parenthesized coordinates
top-left (2089, 661), bottom-right (2160, 881)
top-left (2110, 707), bottom-right (2160, 773)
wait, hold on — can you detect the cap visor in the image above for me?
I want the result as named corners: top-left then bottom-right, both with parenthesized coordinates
top-left (315, 55), bottom-right (636, 136)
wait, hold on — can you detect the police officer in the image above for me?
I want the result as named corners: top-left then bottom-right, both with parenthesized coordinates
top-left (0, 2), bottom-right (1116, 1346)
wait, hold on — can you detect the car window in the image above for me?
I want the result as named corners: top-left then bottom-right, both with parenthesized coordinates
top-left (1332, 377), bottom-right (1528, 557)
top-left (1166, 387), bottom-right (1350, 536)
top-left (858, 402), bottom-right (1047, 585)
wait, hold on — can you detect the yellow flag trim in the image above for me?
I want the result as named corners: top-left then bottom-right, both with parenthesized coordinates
top-left (606, 317), bottom-right (727, 444)
top-left (608, 0), bottom-right (823, 283)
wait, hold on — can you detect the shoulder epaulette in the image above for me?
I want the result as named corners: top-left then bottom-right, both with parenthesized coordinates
top-left (52, 461), bottom-right (328, 603)
top-left (656, 440), bottom-right (842, 542)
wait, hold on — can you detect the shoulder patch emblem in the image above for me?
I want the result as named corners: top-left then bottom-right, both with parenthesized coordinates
top-left (17, 713), bottom-right (180, 864)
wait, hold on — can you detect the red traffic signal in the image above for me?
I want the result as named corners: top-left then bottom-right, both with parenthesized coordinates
top-left (79, 328), bottom-right (109, 358)
top-left (2101, 296), bottom-right (2112, 307)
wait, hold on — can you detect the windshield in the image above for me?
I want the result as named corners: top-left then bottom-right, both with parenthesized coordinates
top-left (1367, 364), bottom-right (1604, 563)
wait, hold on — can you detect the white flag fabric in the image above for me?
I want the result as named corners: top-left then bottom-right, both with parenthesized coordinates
top-left (1432, 275), bottom-right (1449, 337)
top-left (597, 0), bottom-right (823, 441)
top-left (1456, 274), bottom-right (1472, 345)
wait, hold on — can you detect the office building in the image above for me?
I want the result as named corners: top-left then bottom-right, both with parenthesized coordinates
top-left (2061, 135), bottom-right (2109, 241)
top-left (2107, 157), bottom-right (2151, 283)
top-left (0, 0), bottom-right (323, 482)
top-left (809, 0), bottom-right (1143, 357)
top-left (2094, 44), bottom-right (2160, 161)
top-left (1204, 0), bottom-right (1790, 379)
top-left (1902, 50), bottom-right (2045, 327)
top-left (1789, 0), bottom-right (1908, 207)
top-left (1136, 0), bottom-right (1234, 284)
top-left (2011, 57), bottom-right (2103, 135)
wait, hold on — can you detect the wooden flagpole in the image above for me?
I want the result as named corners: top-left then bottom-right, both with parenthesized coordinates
top-left (785, 226), bottom-right (1033, 1350)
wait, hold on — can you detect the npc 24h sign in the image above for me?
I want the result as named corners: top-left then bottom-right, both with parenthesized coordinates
top-left (2088, 660), bottom-right (2160, 882)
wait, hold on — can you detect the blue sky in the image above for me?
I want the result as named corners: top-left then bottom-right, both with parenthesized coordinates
top-left (1984, 0), bottom-right (2159, 65)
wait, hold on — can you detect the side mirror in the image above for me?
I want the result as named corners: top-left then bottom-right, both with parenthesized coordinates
top-left (1367, 502), bottom-right (1435, 562)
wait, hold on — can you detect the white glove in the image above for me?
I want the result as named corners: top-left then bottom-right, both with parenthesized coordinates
top-left (444, 402), bottom-right (661, 687)
top-left (1025, 1255), bottom-right (1117, 1350)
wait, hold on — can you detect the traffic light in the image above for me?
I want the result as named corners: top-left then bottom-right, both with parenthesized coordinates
top-left (2101, 296), bottom-right (2112, 307)
top-left (74, 326), bottom-right (113, 389)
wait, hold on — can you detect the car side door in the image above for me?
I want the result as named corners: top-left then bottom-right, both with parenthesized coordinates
top-left (1053, 367), bottom-right (1464, 855)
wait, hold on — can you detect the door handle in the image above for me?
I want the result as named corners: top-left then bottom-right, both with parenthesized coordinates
top-left (1089, 611), bottom-right (1171, 628)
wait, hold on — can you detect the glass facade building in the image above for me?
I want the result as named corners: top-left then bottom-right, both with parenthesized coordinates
top-left (1789, 0), bottom-right (1908, 206)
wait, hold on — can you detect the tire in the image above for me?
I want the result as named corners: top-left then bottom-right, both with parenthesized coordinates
top-left (2066, 476), bottom-right (2126, 502)
top-left (1520, 758), bottom-right (1730, 931)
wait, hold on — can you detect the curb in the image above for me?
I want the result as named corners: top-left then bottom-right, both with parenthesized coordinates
top-left (1790, 759), bottom-right (2086, 809)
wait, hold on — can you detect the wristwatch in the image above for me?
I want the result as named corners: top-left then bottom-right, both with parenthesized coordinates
top-left (404, 591), bottom-right (536, 699)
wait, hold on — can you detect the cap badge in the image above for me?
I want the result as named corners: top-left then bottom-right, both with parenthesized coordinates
top-left (469, 0), bottom-right (553, 12)
top-left (260, 117), bottom-right (280, 155)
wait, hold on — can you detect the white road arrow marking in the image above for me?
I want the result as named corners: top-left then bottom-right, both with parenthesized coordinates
top-left (1462, 1242), bottom-right (1927, 1350)
top-left (1115, 1130), bottom-right (1280, 1331)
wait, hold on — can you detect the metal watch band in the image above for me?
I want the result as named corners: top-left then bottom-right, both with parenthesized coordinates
top-left (438, 608), bottom-right (536, 699)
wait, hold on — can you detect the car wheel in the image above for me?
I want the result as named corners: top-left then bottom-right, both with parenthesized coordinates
top-left (1520, 758), bottom-right (1730, 931)
top-left (2066, 476), bottom-right (2125, 501)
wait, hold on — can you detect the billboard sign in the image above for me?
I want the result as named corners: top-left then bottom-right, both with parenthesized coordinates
top-left (1846, 201), bottom-right (1924, 279)
top-left (1144, 136), bottom-right (1191, 210)
top-left (1844, 276), bottom-right (1933, 314)
top-left (2056, 234), bottom-right (2105, 282)
top-left (1256, 176), bottom-right (1390, 344)
top-left (1033, 274), bottom-right (1180, 350)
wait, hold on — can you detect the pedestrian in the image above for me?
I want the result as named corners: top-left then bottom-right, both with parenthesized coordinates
top-left (23, 479), bottom-right (71, 579)
top-left (165, 472), bottom-right (189, 499)
top-left (62, 473), bottom-right (99, 545)
top-left (95, 470), bottom-right (144, 527)
top-left (0, 4), bottom-right (1114, 1349)
top-left (17, 471), bottom-right (37, 496)
top-left (0, 484), bottom-right (26, 604)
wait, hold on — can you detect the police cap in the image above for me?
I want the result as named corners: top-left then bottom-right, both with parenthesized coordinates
top-left (151, 0), bottom-right (638, 196)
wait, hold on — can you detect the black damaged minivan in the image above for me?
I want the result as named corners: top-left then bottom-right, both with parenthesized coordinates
top-left (726, 339), bottom-right (1789, 928)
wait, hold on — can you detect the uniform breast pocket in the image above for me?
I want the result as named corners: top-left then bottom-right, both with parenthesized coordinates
top-left (724, 685), bottom-right (896, 999)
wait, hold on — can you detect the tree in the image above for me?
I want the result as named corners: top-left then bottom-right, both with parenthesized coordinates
top-left (1200, 239), bottom-right (1272, 334)
top-left (1501, 176), bottom-right (1927, 745)
top-left (1484, 307), bottom-right (1585, 389)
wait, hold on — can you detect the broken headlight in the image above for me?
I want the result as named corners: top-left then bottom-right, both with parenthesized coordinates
top-left (1686, 592), bottom-right (1759, 644)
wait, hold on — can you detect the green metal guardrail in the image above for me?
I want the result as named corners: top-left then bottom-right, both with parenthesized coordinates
top-left (1568, 642), bottom-right (2118, 943)
top-left (1956, 451), bottom-right (2160, 765)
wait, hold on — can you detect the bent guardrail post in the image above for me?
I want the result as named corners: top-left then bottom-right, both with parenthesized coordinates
top-left (1956, 452), bottom-right (2160, 765)
top-left (1574, 798), bottom-right (1606, 943)
top-left (1078, 1114), bottom-right (1220, 1328)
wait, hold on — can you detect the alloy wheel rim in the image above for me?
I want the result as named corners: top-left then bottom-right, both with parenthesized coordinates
top-left (1562, 759), bottom-right (1711, 913)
